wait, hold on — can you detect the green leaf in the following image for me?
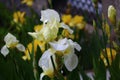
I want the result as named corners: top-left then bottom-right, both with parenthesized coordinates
top-left (109, 54), bottom-right (120, 80)
top-left (93, 57), bottom-right (106, 80)
top-left (67, 69), bottom-right (80, 80)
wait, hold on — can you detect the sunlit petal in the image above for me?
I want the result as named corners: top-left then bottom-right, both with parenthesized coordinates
top-left (40, 9), bottom-right (60, 23)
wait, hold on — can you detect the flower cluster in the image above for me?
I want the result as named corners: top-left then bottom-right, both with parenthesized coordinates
top-left (28, 9), bottom-right (81, 80)
top-left (0, 1), bottom-right (120, 80)
top-left (62, 14), bottom-right (86, 30)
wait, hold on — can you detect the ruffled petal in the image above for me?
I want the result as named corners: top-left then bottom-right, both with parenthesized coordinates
top-left (64, 53), bottom-right (78, 71)
top-left (49, 43), bottom-right (68, 51)
top-left (16, 43), bottom-right (25, 52)
top-left (4, 33), bottom-right (19, 47)
top-left (4, 33), bottom-right (17, 43)
top-left (0, 45), bottom-right (9, 57)
top-left (40, 9), bottom-right (60, 23)
top-left (49, 38), bottom-right (69, 51)
top-left (73, 42), bottom-right (81, 51)
top-left (60, 23), bottom-right (73, 34)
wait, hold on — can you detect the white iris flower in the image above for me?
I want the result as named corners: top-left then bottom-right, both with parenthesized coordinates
top-left (38, 49), bottom-right (57, 80)
top-left (0, 33), bottom-right (25, 57)
top-left (28, 9), bottom-right (73, 42)
top-left (49, 38), bottom-right (81, 71)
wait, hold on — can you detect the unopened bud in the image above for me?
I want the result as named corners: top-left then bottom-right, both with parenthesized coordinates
top-left (108, 5), bottom-right (116, 25)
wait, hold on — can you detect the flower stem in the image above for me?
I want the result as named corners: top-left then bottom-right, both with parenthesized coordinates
top-left (32, 41), bottom-right (39, 80)
top-left (50, 56), bottom-right (56, 71)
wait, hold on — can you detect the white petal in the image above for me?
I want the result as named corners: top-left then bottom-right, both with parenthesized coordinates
top-left (59, 38), bottom-right (68, 43)
top-left (28, 32), bottom-right (44, 41)
top-left (49, 38), bottom-right (69, 51)
top-left (4, 33), bottom-right (17, 43)
top-left (40, 9), bottom-right (60, 23)
top-left (38, 49), bottom-right (56, 76)
top-left (49, 42), bottom-right (68, 51)
top-left (16, 43), bottom-right (25, 52)
top-left (60, 23), bottom-right (73, 34)
top-left (0, 45), bottom-right (9, 57)
top-left (38, 49), bottom-right (52, 68)
top-left (68, 39), bottom-right (81, 51)
top-left (38, 49), bottom-right (56, 69)
top-left (40, 73), bottom-right (45, 80)
top-left (64, 53), bottom-right (78, 71)
top-left (73, 42), bottom-right (81, 51)
top-left (4, 33), bottom-right (19, 47)
top-left (28, 32), bottom-right (38, 39)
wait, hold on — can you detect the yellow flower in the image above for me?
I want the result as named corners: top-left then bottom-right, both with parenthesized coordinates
top-left (108, 5), bottom-right (116, 25)
top-left (13, 11), bottom-right (25, 24)
top-left (21, 0), bottom-right (33, 7)
top-left (100, 48), bottom-right (117, 66)
top-left (69, 15), bottom-right (83, 26)
top-left (22, 40), bottom-right (36, 60)
top-left (62, 14), bottom-right (72, 24)
top-left (76, 21), bottom-right (86, 30)
top-left (62, 14), bottom-right (86, 30)
top-left (72, 15), bottom-right (83, 23)
top-left (67, 15), bottom-right (85, 30)
top-left (34, 25), bottom-right (43, 32)
top-left (22, 39), bottom-right (45, 60)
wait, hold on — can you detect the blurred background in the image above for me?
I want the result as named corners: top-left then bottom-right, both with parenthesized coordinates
top-left (0, 0), bottom-right (120, 80)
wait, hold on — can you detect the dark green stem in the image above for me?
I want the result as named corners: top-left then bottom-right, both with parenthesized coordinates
top-left (50, 56), bottom-right (56, 72)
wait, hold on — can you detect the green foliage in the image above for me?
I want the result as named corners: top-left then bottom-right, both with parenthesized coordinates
top-left (67, 69), bottom-right (80, 80)
top-left (109, 54), bottom-right (120, 80)
top-left (0, 50), bottom-right (34, 80)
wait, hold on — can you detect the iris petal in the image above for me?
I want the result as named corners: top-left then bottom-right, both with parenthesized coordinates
top-left (38, 49), bottom-right (57, 78)
top-left (60, 23), bottom-right (73, 34)
top-left (0, 45), bottom-right (9, 57)
top-left (64, 53), bottom-right (78, 71)
top-left (40, 9), bottom-right (60, 23)
top-left (73, 42), bottom-right (81, 51)
top-left (40, 73), bottom-right (45, 80)
top-left (16, 43), bottom-right (25, 52)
